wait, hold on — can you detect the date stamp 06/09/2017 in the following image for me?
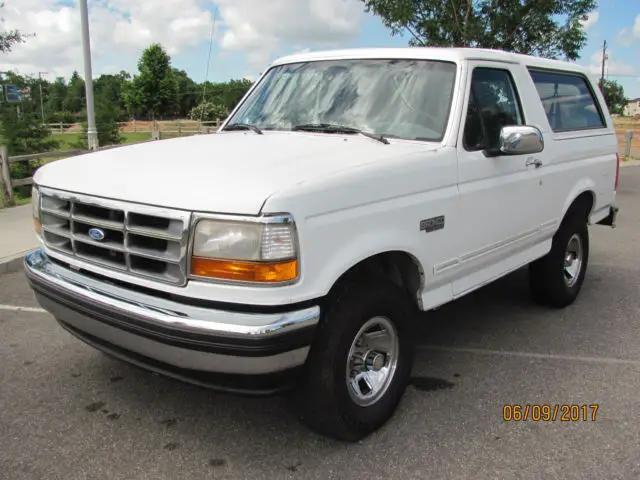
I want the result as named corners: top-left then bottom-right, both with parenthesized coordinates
top-left (502, 404), bottom-right (599, 422)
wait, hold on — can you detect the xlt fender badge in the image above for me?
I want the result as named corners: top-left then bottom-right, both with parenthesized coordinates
top-left (420, 216), bottom-right (445, 233)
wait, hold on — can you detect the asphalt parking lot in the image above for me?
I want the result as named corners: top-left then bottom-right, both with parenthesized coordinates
top-left (2, 167), bottom-right (639, 480)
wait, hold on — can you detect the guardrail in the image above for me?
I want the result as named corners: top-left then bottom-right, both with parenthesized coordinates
top-left (0, 125), bottom-right (220, 206)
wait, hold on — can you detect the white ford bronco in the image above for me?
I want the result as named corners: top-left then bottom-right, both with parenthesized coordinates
top-left (25, 47), bottom-right (619, 442)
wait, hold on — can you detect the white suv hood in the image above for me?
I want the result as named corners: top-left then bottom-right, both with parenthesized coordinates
top-left (34, 131), bottom-right (436, 214)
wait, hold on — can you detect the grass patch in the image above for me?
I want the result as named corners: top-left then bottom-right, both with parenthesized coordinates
top-left (122, 132), bottom-right (154, 143)
top-left (50, 131), bottom-right (155, 151)
top-left (159, 132), bottom-right (183, 140)
top-left (52, 133), bottom-right (82, 151)
top-left (13, 194), bottom-right (32, 207)
top-left (0, 188), bottom-right (32, 209)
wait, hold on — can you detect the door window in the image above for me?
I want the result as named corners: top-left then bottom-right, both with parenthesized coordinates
top-left (463, 68), bottom-right (525, 151)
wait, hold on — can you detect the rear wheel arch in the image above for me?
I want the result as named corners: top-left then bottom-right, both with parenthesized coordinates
top-left (530, 189), bottom-right (592, 308)
top-left (562, 188), bottom-right (595, 225)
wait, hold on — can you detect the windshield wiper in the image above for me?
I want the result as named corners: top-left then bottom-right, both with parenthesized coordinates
top-left (292, 123), bottom-right (389, 145)
top-left (222, 123), bottom-right (264, 135)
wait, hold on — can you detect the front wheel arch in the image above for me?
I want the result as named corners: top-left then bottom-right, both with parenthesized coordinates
top-left (326, 250), bottom-right (426, 311)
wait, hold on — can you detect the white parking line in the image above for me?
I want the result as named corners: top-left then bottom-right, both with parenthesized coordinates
top-left (0, 304), bottom-right (47, 314)
top-left (417, 345), bottom-right (640, 367)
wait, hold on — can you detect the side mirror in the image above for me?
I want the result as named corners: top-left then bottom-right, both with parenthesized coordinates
top-left (497, 125), bottom-right (544, 155)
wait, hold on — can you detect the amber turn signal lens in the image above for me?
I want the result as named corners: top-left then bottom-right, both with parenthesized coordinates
top-left (191, 257), bottom-right (298, 283)
top-left (34, 218), bottom-right (42, 234)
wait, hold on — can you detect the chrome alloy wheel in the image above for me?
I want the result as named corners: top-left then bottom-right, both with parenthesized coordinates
top-left (346, 316), bottom-right (399, 407)
top-left (563, 233), bottom-right (583, 288)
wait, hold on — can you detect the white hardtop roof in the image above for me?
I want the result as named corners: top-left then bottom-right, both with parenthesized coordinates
top-left (271, 47), bottom-right (591, 75)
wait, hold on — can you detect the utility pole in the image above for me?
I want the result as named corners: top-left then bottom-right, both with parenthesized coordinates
top-left (79, 0), bottom-right (99, 150)
top-left (0, 71), bottom-right (5, 103)
top-left (599, 40), bottom-right (607, 90)
top-left (38, 72), bottom-right (47, 124)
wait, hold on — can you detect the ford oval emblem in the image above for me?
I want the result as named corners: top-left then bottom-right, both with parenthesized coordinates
top-left (88, 227), bottom-right (106, 241)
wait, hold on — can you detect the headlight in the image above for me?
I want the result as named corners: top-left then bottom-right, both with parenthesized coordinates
top-left (190, 215), bottom-right (299, 284)
top-left (31, 186), bottom-right (42, 235)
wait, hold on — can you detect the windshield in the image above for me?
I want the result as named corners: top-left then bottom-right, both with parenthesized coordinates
top-left (227, 59), bottom-right (457, 142)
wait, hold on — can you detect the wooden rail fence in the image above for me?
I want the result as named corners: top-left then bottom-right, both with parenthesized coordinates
top-left (0, 124), bottom-right (220, 206)
top-left (46, 120), bottom-right (222, 135)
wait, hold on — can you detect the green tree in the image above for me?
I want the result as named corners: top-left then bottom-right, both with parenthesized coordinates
top-left (189, 102), bottom-right (228, 122)
top-left (0, 105), bottom-right (58, 155)
top-left (0, 72), bottom-right (48, 123)
top-left (94, 71), bottom-right (131, 120)
top-left (0, 1), bottom-right (27, 53)
top-left (202, 78), bottom-right (253, 112)
top-left (46, 77), bottom-right (69, 117)
top-left (360, 0), bottom-right (597, 60)
top-left (127, 43), bottom-right (177, 119)
top-left (222, 78), bottom-right (253, 110)
top-left (172, 68), bottom-right (199, 118)
top-left (0, 103), bottom-right (59, 203)
top-left (598, 79), bottom-right (627, 115)
top-left (63, 71), bottom-right (86, 116)
top-left (72, 98), bottom-right (123, 149)
top-left (0, 35), bottom-right (255, 140)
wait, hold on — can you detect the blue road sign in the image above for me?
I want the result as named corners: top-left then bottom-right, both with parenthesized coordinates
top-left (5, 85), bottom-right (22, 103)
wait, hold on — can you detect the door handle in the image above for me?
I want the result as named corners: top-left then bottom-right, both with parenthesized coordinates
top-left (526, 157), bottom-right (543, 168)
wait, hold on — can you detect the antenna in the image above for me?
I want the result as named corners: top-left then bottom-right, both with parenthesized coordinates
top-left (201, 7), bottom-right (218, 109)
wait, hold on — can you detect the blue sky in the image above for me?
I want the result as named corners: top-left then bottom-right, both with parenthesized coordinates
top-left (171, 10), bottom-right (408, 82)
top-left (171, 1), bottom-right (640, 99)
top-left (574, 0), bottom-right (640, 99)
top-left (1, 0), bottom-right (639, 99)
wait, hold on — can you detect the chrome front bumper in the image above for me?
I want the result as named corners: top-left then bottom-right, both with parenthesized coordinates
top-left (24, 249), bottom-right (320, 393)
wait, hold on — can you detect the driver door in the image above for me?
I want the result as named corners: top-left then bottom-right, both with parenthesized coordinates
top-left (452, 62), bottom-right (539, 296)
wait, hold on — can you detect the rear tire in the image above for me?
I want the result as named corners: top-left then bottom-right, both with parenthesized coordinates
top-left (529, 207), bottom-right (590, 308)
top-left (296, 279), bottom-right (416, 442)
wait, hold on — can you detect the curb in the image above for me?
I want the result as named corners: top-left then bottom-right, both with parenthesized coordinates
top-left (0, 251), bottom-right (27, 276)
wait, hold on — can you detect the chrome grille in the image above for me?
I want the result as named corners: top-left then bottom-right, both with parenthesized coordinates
top-left (38, 187), bottom-right (191, 286)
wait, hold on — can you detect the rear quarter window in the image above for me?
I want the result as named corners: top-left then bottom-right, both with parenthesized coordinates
top-left (528, 69), bottom-right (607, 132)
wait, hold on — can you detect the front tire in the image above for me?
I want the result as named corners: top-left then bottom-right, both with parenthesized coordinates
top-left (529, 207), bottom-right (590, 308)
top-left (296, 280), bottom-right (416, 442)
